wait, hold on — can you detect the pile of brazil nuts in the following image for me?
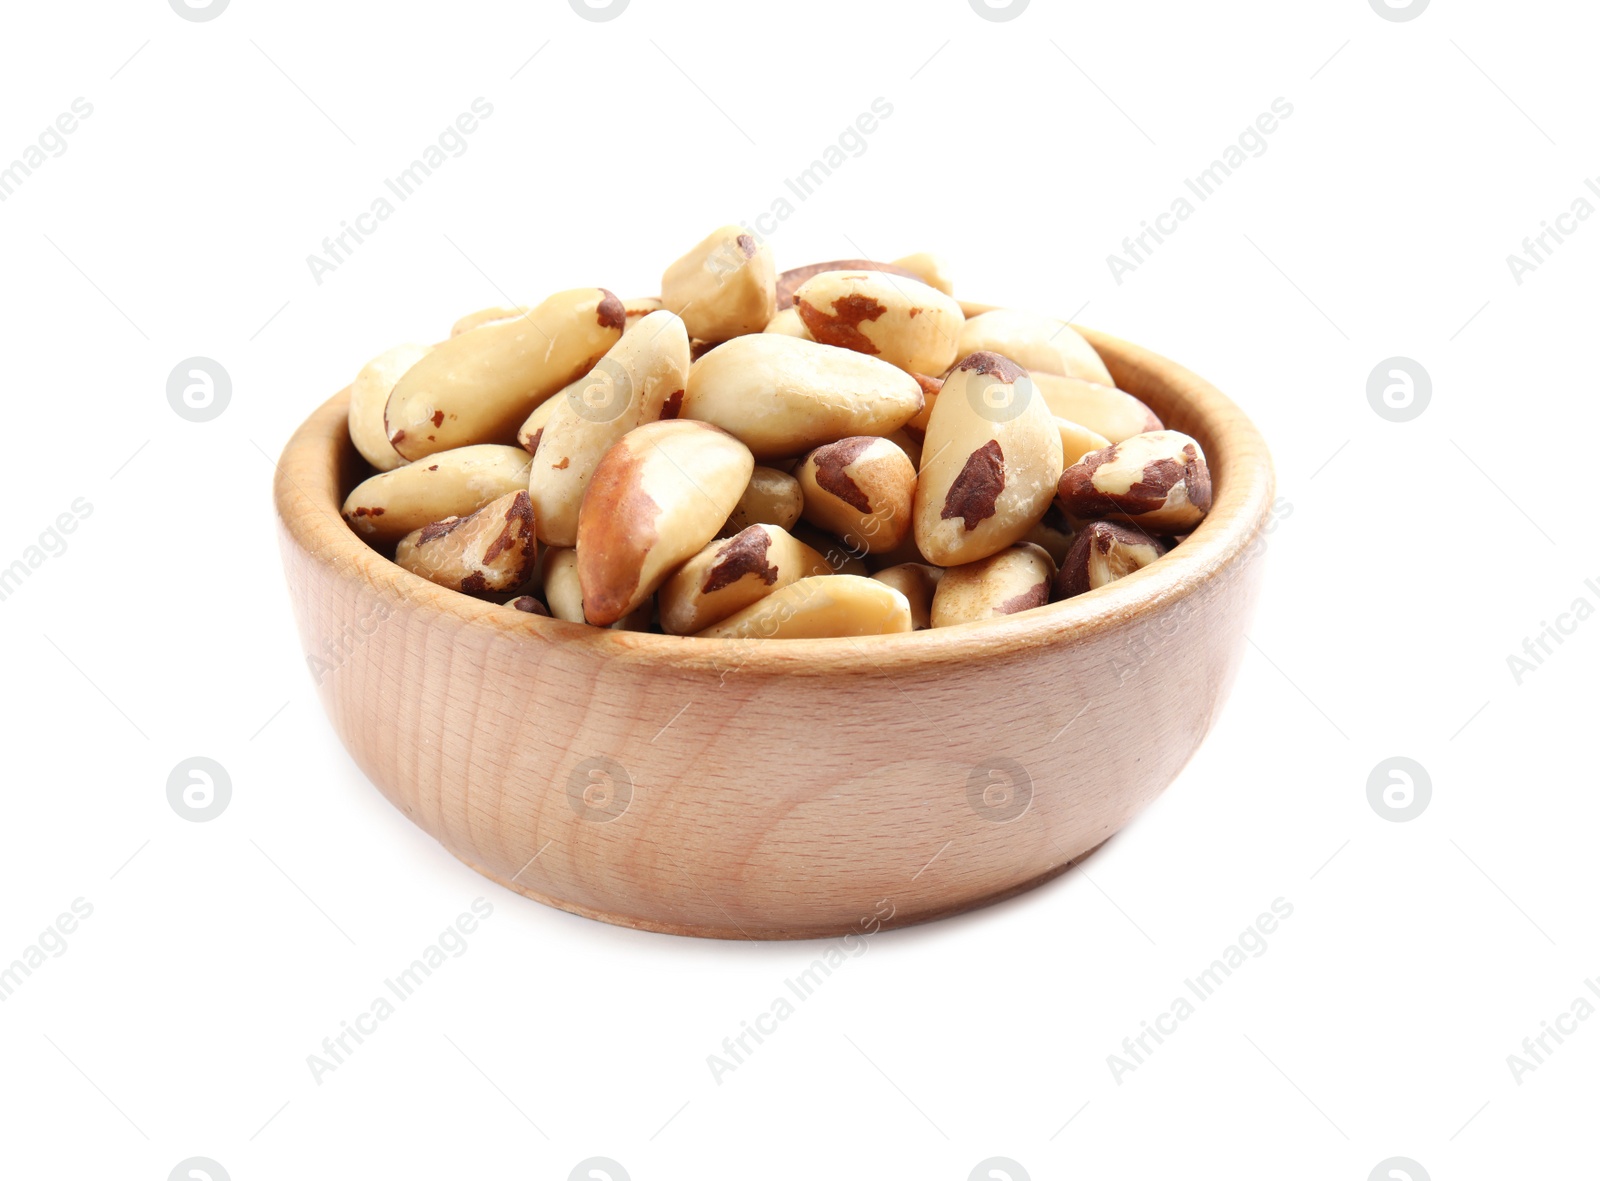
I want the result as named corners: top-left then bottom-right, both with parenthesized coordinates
top-left (339, 227), bottom-right (1212, 639)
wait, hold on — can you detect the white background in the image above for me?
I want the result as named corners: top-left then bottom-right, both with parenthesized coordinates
top-left (1, 0), bottom-right (1595, 1178)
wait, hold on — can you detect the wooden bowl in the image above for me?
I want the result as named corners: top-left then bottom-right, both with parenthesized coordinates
top-left (274, 329), bottom-right (1274, 939)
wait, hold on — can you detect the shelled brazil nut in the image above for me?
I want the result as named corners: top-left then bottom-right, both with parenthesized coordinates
top-left (331, 228), bottom-right (1216, 637)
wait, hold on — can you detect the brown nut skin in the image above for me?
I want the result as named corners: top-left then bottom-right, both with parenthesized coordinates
top-left (1032, 372), bottom-right (1162, 443)
top-left (695, 575), bottom-right (912, 639)
top-left (394, 490), bottom-right (538, 597)
top-left (682, 334), bottom-right (925, 461)
top-left (576, 419), bottom-right (754, 626)
top-left (1055, 521), bottom-right (1167, 599)
top-left (719, 466), bottom-right (804, 537)
top-left (343, 444), bottom-right (532, 546)
top-left (930, 543), bottom-right (1055, 628)
top-left (797, 436), bottom-right (916, 554)
top-left (658, 524), bottom-right (832, 635)
top-left (506, 595), bottom-right (550, 616)
top-left (793, 270), bottom-right (963, 376)
top-left (1056, 430), bottom-right (1212, 534)
top-left (957, 309), bottom-right (1113, 386)
top-left (912, 352), bottom-right (1064, 567)
top-left (661, 226), bottom-right (777, 342)
top-left (870, 563), bottom-right (943, 630)
top-left (775, 258), bottom-right (923, 310)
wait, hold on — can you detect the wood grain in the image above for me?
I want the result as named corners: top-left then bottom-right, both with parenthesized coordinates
top-left (274, 328), bottom-right (1275, 939)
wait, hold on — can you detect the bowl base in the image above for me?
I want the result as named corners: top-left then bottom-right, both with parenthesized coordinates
top-left (452, 839), bottom-right (1109, 941)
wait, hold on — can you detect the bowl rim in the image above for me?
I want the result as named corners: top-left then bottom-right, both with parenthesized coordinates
top-left (274, 327), bottom-right (1275, 674)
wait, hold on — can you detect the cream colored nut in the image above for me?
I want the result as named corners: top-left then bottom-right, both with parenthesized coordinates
top-left (930, 543), bottom-right (1054, 628)
top-left (870, 563), bottom-right (942, 630)
top-left (890, 252), bottom-right (954, 296)
top-left (957, 298), bottom-right (1002, 318)
top-left (576, 419), bottom-right (754, 625)
top-left (394, 490), bottom-right (538, 596)
top-left (542, 546), bottom-right (585, 621)
top-left (343, 444), bottom-right (532, 546)
top-left (775, 259), bottom-right (922, 310)
top-left (793, 270), bottom-right (963, 375)
top-left (659, 524), bottom-right (832, 635)
top-left (349, 343), bottom-right (430, 472)
top-left (387, 287), bottom-right (624, 460)
top-left (1021, 505), bottom-right (1076, 567)
top-left (660, 226), bottom-right (777, 342)
top-left (696, 575), bottom-right (912, 639)
top-left (543, 548), bottom-right (652, 629)
top-left (527, 310), bottom-right (691, 547)
top-left (683, 334), bottom-right (925, 461)
top-left (451, 305), bottom-right (528, 336)
top-left (1032, 372), bottom-right (1162, 443)
top-left (720, 466), bottom-right (804, 536)
top-left (762, 307), bottom-right (813, 340)
top-left (622, 296), bottom-right (663, 331)
top-left (797, 436), bottom-right (916, 554)
top-left (1056, 521), bottom-right (1167, 598)
top-left (792, 522), bottom-right (870, 577)
top-left (1057, 430), bottom-right (1212, 534)
top-left (516, 394), bottom-right (560, 454)
top-left (1056, 417), bottom-right (1112, 467)
top-left (957, 309), bottom-right (1113, 386)
top-left (912, 352), bottom-right (1064, 567)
